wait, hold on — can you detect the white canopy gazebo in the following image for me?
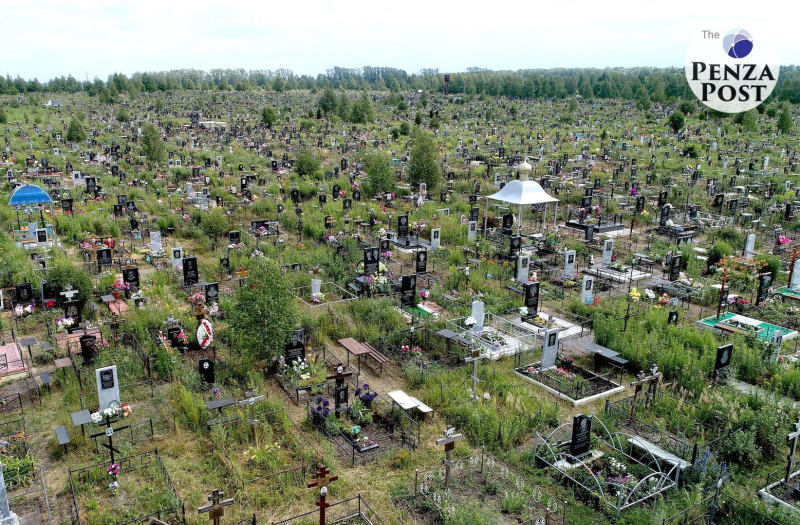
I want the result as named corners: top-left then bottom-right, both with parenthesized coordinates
top-left (484, 159), bottom-right (559, 236)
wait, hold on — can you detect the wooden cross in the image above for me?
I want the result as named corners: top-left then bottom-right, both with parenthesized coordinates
top-left (89, 412), bottom-right (130, 466)
top-left (103, 313), bottom-right (126, 347)
top-left (716, 267), bottom-right (730, 321)
top-left (236, 390), bottom-right (266, 445)
top-left (61, 285), bottom-right (79, 302)
top-left (464, 348), bottom-right (488, 401)
top-left (629, 365), bottom-right (662, 421)
top-left (326, 365), bottom-right (353, 419)
top-left (195, 303), bottom-right (207, 321)
top-left (307, 465), bottom-right (338, 525)
top-left (788, 245), bottom-right (800, 288)
top-left (435, 426), bottom-right (463, 488)
top-left (197, 488), bottom-right (234, 525)
top-left (234, 265), bottom-right (250, 286)
top-left (786, 417), bottom-right (800, 484)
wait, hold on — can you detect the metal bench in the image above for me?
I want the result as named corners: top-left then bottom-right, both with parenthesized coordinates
top-left (55, 425), bottom-right (70, 455)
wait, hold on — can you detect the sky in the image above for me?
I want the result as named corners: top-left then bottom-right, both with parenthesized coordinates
top-left (3, 0), bottom-right (797, 81)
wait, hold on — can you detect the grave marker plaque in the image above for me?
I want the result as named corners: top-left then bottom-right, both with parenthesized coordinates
top-left (199, 359), bottom-right (215, 384)
top-left (14, 282), bottom-right (32, 305)
top-left (205, 282), bottom-right (219, 304)
top-left (183, 257), bottom-right (199, 286)
top-left (401, 275), bottom-right (416, 307)
top-left (122, 266), bottom-right (140, 290)
top-left (96, 248), bottom-right (112, 269)
top-left (416, 250), bottom-right (428, 273)
top-left (714, 344), bottom-right (733, 381)
top-left (95, 365), bottom-right (120, 411)
top-left (524, 282), bottom-right (540, 316)
top-left (363, 247), bottom-right (379, 276)
top-left (570, 414), bottom-right (593, 457)
top-left (563, 250), bottom-right (576, 279)
top-left (668, 255), bottom-right (681, 282)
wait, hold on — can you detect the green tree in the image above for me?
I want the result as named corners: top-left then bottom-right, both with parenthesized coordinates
top-left (399, 122), bottom-right (411, 136)
top-left (318, 87), bottom-right (337, 115)
top-left (678, 100), bottom-right (695, 115)
top-left (414, 113), bottom-right (422, 126)
top-left (350, 92), bottom-right (375, 124)
top-left (0, 107), bottom-right (7, 124)
top-left (66, 117), bottom-right (87, 143)
top-left (116, 108), bottom-right (131, 122)
top-left (141, 123), bottom-right (166, 164)
top-left (391, 128), bottom-right (400, 140)
top-left (364, 151), bottom-right (395, 195)
top-left (226, 259), bottom-right (297, 361)
top-left (316, 108), bottom-right (322, 119)
top-left (201, 209), bottom-right (228, 249)
top-left (407, 129), bottom-right (440, 192)
top-left (636, 91), bottom-right (652, 112)
top-left (336, 92), bottom-right (351, 121)
top-left (741, 109), bottom-right (757, 132)
top-left (295, 148), bottom-right (320, 177)
top-left (777, 105), bottom-right (793, 133)
top-left (420, 91), bottom-right (428, 108)
top-left (668, 111), bottom-right (685, 133)
top-left (261, 106), bottom-right (277, 128)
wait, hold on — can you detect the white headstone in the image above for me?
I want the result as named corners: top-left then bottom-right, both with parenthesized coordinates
top-left (516, 255), bottom-right (529, 282)
top-left (185, 182), bottom-right (194, 195)
top-left (150, 231), bottom-right (162, 253)
top-left (0, 463), bottom-right (19, 525)
top-left (430, 228), bottom-right (441, 250)
top-left (602, 239), bottom-right (614, 267)
top-left (171, 248), bottom-right (183, 270)
top-left (540, 328), bottom-right (560, 370)
top-left (467, 221), bottom-right (477, 241)
top-left (95, 365), bottom-right (120, 411)
top-left (470, 301), bottom-right (485, 333)
top-left (763, 156), bottom-right (769, 169)
top-left (310, 278), bottom-right (322, 298)
top-left (791, 260), bottom-right (800, 293)
top-left (745, 233), bottom-right (756, 259)
top-left (581, 276), bottom-right (595, 305)
top-left (563, 250), bottom-right (576, 279)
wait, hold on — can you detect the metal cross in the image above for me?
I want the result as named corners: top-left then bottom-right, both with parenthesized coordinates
top-left (464, 348), bottom-right (488, 401)
top-left (785, 417), bottom-right (800, 484)
top-left (307, 465), bottom-right (338, 525)
top-left (615, 297), bottom-right (639, 333)
top-left (89, 413), bottom-right (130, 466)
top-left (234, 265), bottom-right (250, 286)
top-left (197, 488), bottom-right (234, 525)
top-left (326, 366), bottom-right (353, 419)
top-left (716, 267), bottom-right (730, 321)
top-left (435, 426), bottom-right (463, 488)
top-left (788, 246), bottom-right (800, 287)
top-left (103, 312), bottom-right (126, 348)
top-left (61, 285), bottom-right (79, 301)
top-left (236, 390), bottom-right (266, 445)
top-left (629, 365), bottom-right (662, 421)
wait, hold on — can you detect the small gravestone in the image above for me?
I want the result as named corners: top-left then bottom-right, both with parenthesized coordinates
top-left (581, 276), bottom-right (595, 305)
top-left (285, 329), bottom-right (305, 363)
top-left (397, 215), bottom-right (409, 237)
top-left (199, 359), bottom-right (215, 384)
top-left (80, 335), bottom-right (97, 365)
top-left (416, 250), bottom-right (427, 274)
top-left (563, 250), bottom-right (576, 279)
top-left (470, 301), bottom-right (485, 332)
top-left (228, 231), bottom-right (241, 245)
top-left (401, 275), bottom-right (417, 307)
top-left (183, 257), bottom-right (199, 286)
top-left (204, 282), bottom-right (219, 304)
top-left (14, 282), bottom-right (32, 305)
top-left (467, 221), bottom-right (477, 241)
top-left (757, 273), bottom-right (772, 305)
top-left (123, 267), bottom-right (139, 290)
top-left (96, 365), bottom-right (120, 411)
top-left (524, 282), bottom-right (539, 317)
top-left (668, 254), bottom-right (681, 282)
top-left (430, 228), bottom-right (441, 250)
top-left (509, 236), bottom-right (522, 257)
top-left (363, 247), bottom-right (379, 276)
top-left (310, 279), bottom-right (322, 298)
top-left (714, 344), bottom-right (733, 381)
top-left (668, 310), bottom-right (679, 325)
top-left (601, 239), bottom-right (613, 267)
top-left (171, 248), bottom-right (183, 270)
top-left (570, 414), bottom-right (593, 457)
top-left (745, 233), bottom-right (756, 259)
top-left (96, 248), bottom-right (112, 269)
top-left (516, 255), bottom-right (529, 282)
top-left (501, 213), bottom-right (514, 235)
top-left (540, 327), bottom-right (560, 369)
top-left (791, 260), bottom-right (800, 293)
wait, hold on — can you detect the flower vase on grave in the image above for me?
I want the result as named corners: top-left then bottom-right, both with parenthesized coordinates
top-left (112, 291), bottom-right (121, 300)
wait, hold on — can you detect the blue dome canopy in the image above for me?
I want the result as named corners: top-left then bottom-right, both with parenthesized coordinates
top-left (8, 184), bottom-right (52, 206)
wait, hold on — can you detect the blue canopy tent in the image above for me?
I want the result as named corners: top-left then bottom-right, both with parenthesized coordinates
top-left (8, 184), bottom-right (58, 248)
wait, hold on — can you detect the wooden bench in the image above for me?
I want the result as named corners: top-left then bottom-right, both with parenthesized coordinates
top-left (363, 343), bottom-right (390, 375)
top-left (55, 425), bottom-right (70, 454)
top-left (39, 371), bottom-right (53, 393)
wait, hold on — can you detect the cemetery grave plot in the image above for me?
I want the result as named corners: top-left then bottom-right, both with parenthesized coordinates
top-left (208, 398), bottom-right (321, 497)
top-left (514, 349), bottom-right (625, 406)
top-left (68, 449), bottom-right (184, 525)
top-left (659, 489), bottom-right (787, 525)
top-left (0, 341), bottom-right (28, 377)
top-left (446, 314), bottom-right (536, 360)
top-left (271, 494), bottom-right (384, 525)
top-left (534, 415), bottom-right (678, 518)
top-left (604, 387), bottom-right (742, 468)
top-left (696, 312), bottom-right (798, 342)
top-left (3, 461), bottom-right (53, 525)
top-left (513, 309), bottom-right (592, 341)
top-left (294, 281), bottom-right (357, 310)
top-left (410, 450), bottom-right (564, 525)
top-left (277, 346), bottom-right (360, 405)
top-left (307, 387), bottom-right (419, 467)
top-left (379, 326), bottom-right (465, 371)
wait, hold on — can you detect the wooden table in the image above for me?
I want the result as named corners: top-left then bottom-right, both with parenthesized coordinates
top-left (585, 342), bottom-right (629, 372)
top-left (338, 338), bottom-right (371, 373)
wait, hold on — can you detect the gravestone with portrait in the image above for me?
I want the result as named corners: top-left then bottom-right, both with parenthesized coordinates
top-left (204, 282), bottom-right (219, 304)
top-left (570, 414), bottom-right (593, 457)
top-left (150, 231), bottom-right (162, 253)
top-left (122, 267), bottom-right (139, 291)
top-left (95, 365), bottom-right (120, 411)
top-left (182, 257), bottom-right (199, 286)
top-left (714, 344), bottom-right (733, 382)
top-left (416, 250), bottom-right (427, 274)
top-left (171, 248), bottom-right (183, 270)
top-left (199, 359), bottom-right (215, 384)
top-left (363, 247), bottom-right (379, 276)
top-left (581, 276), bottom-right (595, 305)
top-left (523, 282), bottom-right (540, 318)
top-left (470, 301), bottom-right (485, 332)
top-left (285, 329), bottom-right (306, 364)
top-left (467, 221), bottom-right (477, 241)
top-left (80, 335), bottom-right (98, 365)
top-left (563, 250), bottom-right (576, 279)
top-left (430, 228), bottom-right (441, 250)
top-left (401, 275), bottom-right (417, 307)
top-left (14, 282), bottom-right (33, 305)
top-left (516, 255), bottom-right (529, 282)
top-left (540, 327), bottom-right (560, 370)
top-left (96, 248), bottom-right (113, 269)
top-left (601, 239), bottom-right (613, 267)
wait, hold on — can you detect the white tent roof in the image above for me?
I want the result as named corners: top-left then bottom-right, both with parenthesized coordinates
top-left (486, 180), bottom-right (559, 205)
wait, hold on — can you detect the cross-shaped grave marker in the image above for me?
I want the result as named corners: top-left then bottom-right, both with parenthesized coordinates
top-left (103, 312), bottom-right (126, 348)
top-left (197, 488), bottom-right (234, 525)
top-left (236, 389), bottom-right (266, 445)
top-left (60, 285), bottom-right (79, 302)
top-left (628, 365), bottom-right (662, 421)
top-left (785, 417), bottom-right (800, 484)
top-left (194, 302), bottom-right (207, 322)
top-left (716, 267), bottom-right (730, 321)
top-left (435, 426), bottom-right (463, 488)
top-left (464, 348), bottom-right (489, 401)
top-left (89, 409), bottom-right (130, 466)
top-left (234, 265), bottom-right (250, 287)
top-left (307, 465), bottom-right (338, 525)
top-left (616, 296), bottom-right (639, 333)
top-left (326, 365), bottom-right (353, 419)
top-left (787, 245), bottom-right (800, 287)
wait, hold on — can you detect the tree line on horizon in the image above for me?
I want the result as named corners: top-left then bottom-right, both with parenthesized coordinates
top-left (1, 65), bottom-right (799, 104)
